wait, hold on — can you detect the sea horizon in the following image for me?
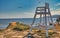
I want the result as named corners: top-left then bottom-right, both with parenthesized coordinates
top-left (0, 18), bottom-right (57, 29)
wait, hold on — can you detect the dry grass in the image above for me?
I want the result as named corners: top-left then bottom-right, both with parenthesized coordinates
top-left (0, 23), bottom-right (60, 38)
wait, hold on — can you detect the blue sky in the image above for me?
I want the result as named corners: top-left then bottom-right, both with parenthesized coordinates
top-left (0, 0), bottom-right (60, 18)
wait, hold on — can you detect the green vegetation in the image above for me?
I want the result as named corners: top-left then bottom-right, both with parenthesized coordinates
top-left (6, 23), bottom-right (16, 29)
top-left (13, 22), bottom-right (30, 31)
top-left (0, 29), bottom-right (4, 32)
top-left (35, 30), bottom-right (57, 38)
top-left (0, 22), bottom-right (30, 32)
top-left (48, 32), bottom-right (56, 35)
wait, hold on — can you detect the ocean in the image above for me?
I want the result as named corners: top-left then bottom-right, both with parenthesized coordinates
top-left (0, 18), bottom-right (57, 29)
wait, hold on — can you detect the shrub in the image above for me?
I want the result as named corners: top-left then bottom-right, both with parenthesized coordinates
top-left (13, 22), bottom-right (30, 31)
top-left (48, 32), bottom-right (57, 36)
top-left (0, 29), bottom-right (4, 32)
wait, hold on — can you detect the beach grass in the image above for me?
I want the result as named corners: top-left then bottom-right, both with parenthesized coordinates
top-left (0, 22), bottom-right (60, 38)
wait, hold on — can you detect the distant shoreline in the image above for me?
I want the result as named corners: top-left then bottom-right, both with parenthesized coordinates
top-left (0, 18), bottom-right (57, 29)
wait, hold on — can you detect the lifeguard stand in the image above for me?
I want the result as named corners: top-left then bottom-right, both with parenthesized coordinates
top-left (23, 3), bottom-right (56, 38)
top-left (30, 3), bottom-right (56, 38)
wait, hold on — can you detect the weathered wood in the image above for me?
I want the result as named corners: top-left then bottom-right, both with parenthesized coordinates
top-left (30, 2), bottom-right (56, 38)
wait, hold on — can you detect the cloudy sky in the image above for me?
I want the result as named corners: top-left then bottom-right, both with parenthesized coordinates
top-left (0, 0), bottom-right (60, 18)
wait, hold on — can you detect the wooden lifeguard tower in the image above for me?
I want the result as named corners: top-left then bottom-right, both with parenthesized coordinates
top-left (23, 3), bottom-right (56, 38)
top-left (30, 3), bottom-right (56, 38)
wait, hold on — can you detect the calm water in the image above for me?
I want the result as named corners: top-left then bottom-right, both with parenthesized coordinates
top-left (0, 18), bottom-right (57, 29)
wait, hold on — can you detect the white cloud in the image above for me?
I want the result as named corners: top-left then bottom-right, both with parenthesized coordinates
top-left (55, 3), bottom-right (60, 6)
top-left (21, 12), bottom-right (40, 18)
top-left (51, 9), bottom-right (60, 15)
top-left (0, 8), bottom-right (60, 18)
top-left (0, 12), bottom-right (34, 18)
top-left (50, 8), bottom-right (54, 11)
top-left (0, 11), bottom-right (41, 18)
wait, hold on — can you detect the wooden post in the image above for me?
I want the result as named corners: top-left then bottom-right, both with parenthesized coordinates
top-left (29, 2), bottom-right (56, 38)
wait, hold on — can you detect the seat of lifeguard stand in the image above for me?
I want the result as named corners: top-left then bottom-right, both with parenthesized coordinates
top-left (38, 23), bottom-right (54, 30)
